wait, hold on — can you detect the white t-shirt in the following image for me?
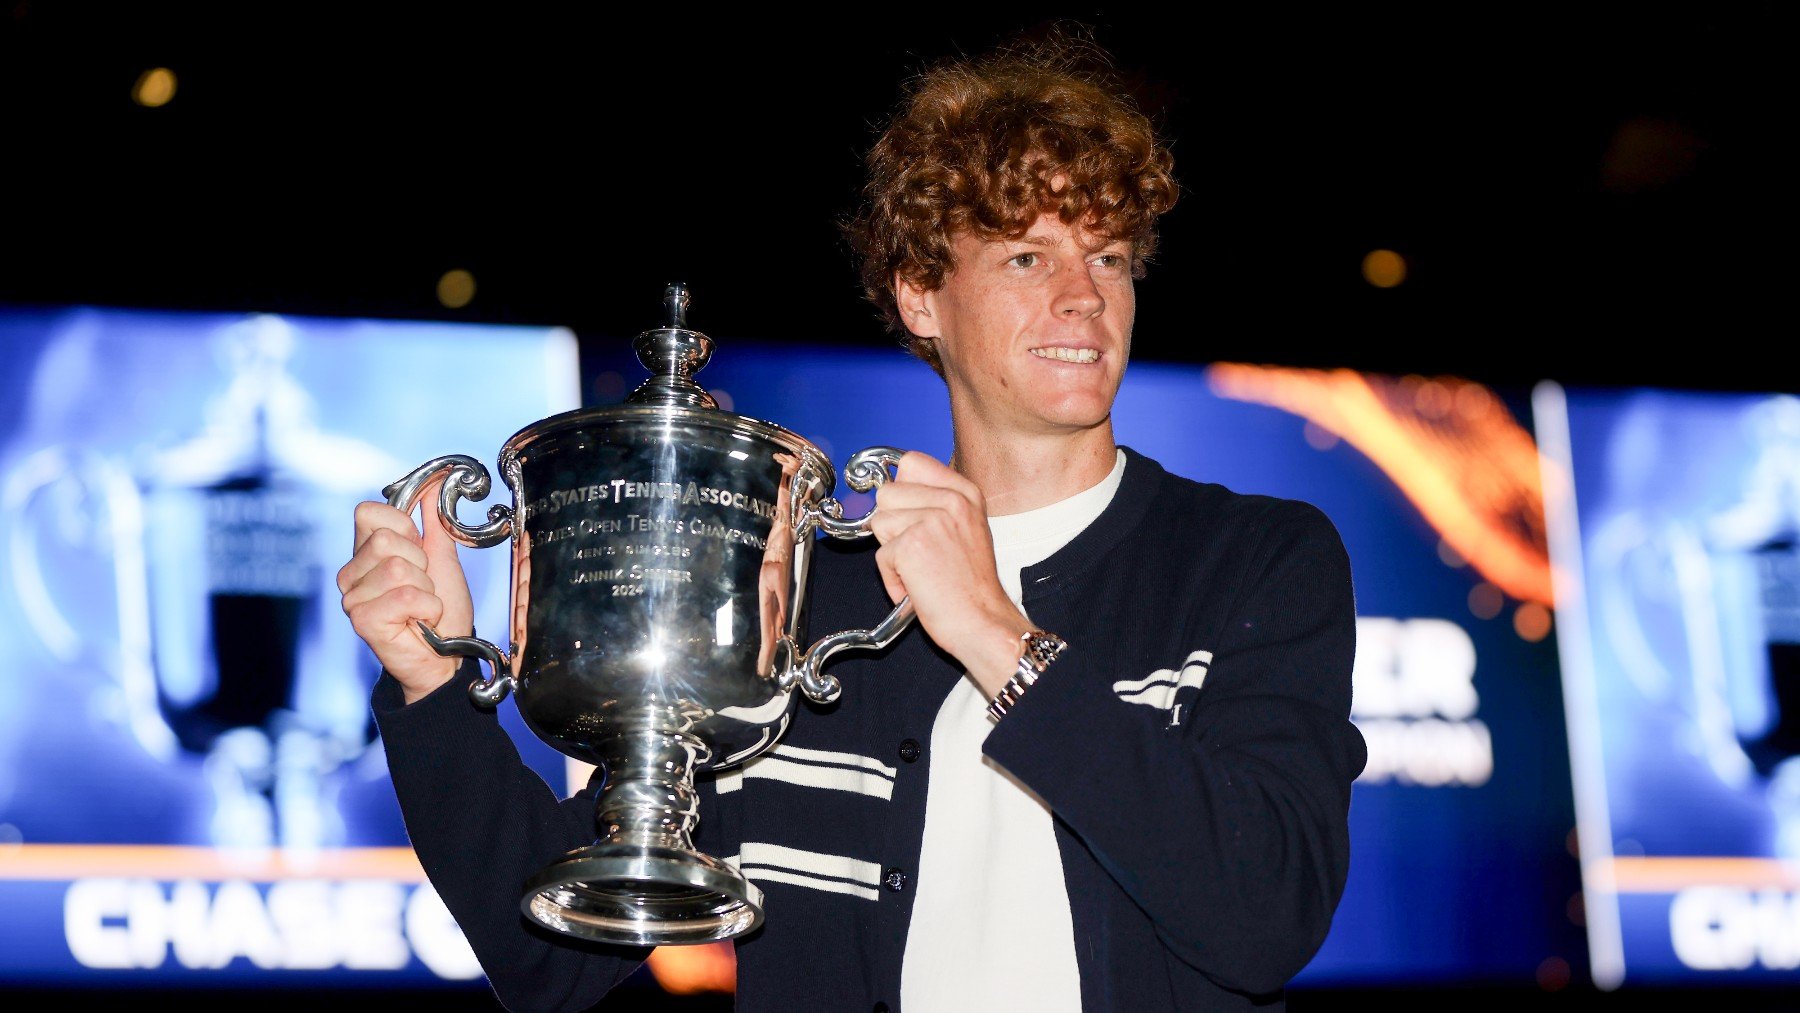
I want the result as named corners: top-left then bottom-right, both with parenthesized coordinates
top-left (899, 450), bottom-right (1127, 1012)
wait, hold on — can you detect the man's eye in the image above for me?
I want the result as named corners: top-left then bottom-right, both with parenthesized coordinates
top-left (1093, 253), bottom-right (1127, 270)
top-left (1008, 253), bottom-right (1038, 268)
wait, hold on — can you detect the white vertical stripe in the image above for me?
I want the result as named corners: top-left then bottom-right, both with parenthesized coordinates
top-left (1175, 658), bottom-right (1210, 695)
top-left (1534, 380), bottom-right (1626, 989)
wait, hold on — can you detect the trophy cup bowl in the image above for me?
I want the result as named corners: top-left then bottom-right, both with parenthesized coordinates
top-left (381, 284), bottom-right (913, 946)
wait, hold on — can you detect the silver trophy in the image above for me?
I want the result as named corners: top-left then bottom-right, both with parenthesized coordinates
top-left (383, 283), bottom-right (913, 945)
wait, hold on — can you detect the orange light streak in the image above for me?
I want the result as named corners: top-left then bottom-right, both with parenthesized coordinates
top-left (0, 844), bottom-right (426, 881)
top-left (1208, 364), bottom-right (1554, 606)
top-left (1604, 856), bottom-right (1800, 892)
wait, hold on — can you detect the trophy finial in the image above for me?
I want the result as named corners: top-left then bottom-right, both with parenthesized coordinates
top-left (629, 282), bottom-right (717, 409)
top-left (664, 281), bottom-right (691, 329)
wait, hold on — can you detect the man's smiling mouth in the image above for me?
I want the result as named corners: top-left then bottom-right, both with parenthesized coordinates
top-left (1030, 347), bottom-right (1100, 364)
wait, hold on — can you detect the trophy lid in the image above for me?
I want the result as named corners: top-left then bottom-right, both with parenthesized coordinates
top-left (498, 281), bottom-right (830, 488)
top-left (627, 282), bottom-right (719, 410)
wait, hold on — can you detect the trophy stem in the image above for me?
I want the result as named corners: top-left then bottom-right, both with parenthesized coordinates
top-left (520, 724), bottom-right (763, 946)
top-left (595, 728), bottom-right (706, 852)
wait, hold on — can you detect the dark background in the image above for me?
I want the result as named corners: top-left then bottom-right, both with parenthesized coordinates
top-left (0, 4), bottom-right (1787, 395)
top-left (1, 3), bottom-right (1793, 1010)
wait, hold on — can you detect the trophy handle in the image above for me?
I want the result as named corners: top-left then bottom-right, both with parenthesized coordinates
top-left (383, 455), bottom-right (517, 705)
top-left (787, 445), bottom-right (918, 703)
top-left (786, 596), bottom-right (916, 705)
top-left (803, 446), bottom-right (906, 539)
top-left (382, 454), bottom-right (514, 548)
top-left (5, 446), bottom-right (123, 661)
top-left (4, 446), bottom-right (177, 760)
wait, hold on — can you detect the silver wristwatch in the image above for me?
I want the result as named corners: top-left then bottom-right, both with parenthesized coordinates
top-left (987, 629), bottom-right (1068, 722)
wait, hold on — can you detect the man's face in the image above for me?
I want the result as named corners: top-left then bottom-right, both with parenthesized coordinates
top-left (900, 211), bottom-right (1134, 441)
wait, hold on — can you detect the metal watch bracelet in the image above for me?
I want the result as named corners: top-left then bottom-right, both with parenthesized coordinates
top-left (987, 630), bottom-right (1068, 722)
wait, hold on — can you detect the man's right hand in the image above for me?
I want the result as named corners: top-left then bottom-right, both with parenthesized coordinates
top-left (337, 477), bottom-right (474, 705)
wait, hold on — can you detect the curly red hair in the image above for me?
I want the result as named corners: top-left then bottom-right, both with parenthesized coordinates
top-left (844, 32), bottom-right (1179, 372)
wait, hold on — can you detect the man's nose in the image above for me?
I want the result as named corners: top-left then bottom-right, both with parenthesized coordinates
top-left (1051, 266), bottom-right (1105, 318)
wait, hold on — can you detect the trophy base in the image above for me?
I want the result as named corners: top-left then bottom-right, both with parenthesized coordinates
top-left (520, 843), bottom-right (764, 946)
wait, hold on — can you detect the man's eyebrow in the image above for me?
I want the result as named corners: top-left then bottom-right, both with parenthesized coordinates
top-left (1003, 233), bottom-right (1131, 250)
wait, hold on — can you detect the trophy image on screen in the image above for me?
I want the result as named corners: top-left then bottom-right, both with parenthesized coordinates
top-left (6, 314), bottom-right (398, 852)
top-left (142, 316), bottom-right (401, 852)
top-left (1590, 393), bottom-right (1800, 858)
top-left (384, 283), bottom-right (914, 945)
top-left (1702, 394), bottom-right (1800, 855)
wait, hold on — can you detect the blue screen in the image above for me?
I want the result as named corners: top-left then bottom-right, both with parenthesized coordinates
top-left (14, 307), bottom-right (1720, 993)
top-left (1542, 384), bottom-right (1800, 988)
top-left (0, 306), bottom-right (580, 986)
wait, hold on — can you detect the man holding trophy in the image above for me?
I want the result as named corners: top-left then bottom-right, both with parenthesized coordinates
top-left (339, 33), bottom-right (1365, 1013)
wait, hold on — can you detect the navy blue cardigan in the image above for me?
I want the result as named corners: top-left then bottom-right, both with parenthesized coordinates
top-left (372, 447), bottom-right (1367, 1011)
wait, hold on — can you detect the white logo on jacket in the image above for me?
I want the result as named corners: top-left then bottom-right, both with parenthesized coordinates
top-left (1114, 650), bottom-right (1212, 726)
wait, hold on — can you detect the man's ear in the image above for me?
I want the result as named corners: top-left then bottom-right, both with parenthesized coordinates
top-left (894, 271), bottom-right (941, 339)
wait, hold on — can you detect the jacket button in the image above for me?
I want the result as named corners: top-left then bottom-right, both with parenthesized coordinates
top-left (883, 867), bottom-right (907, 893)
top-left (873, 1004), bottom-right (891, 1013)
top-left (898, 738), bottom-right (921, 763)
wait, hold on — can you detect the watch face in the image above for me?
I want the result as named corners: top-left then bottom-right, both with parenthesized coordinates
top-left (1025, 632), bottom-right (1067, 670)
